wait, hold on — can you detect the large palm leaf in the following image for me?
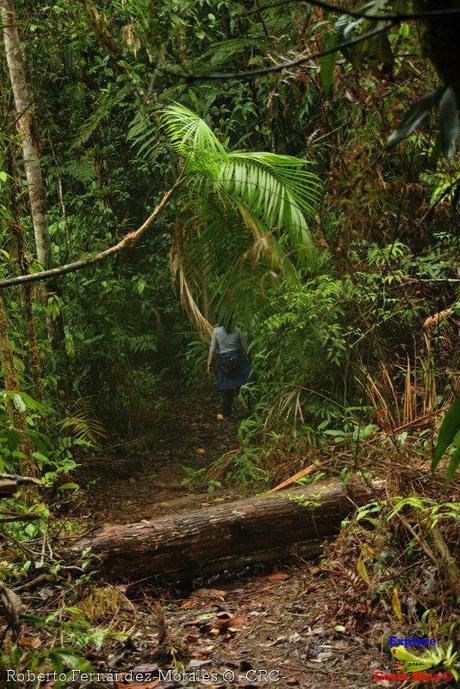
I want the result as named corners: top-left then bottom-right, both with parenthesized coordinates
top-left (162, 104), bottom-right (322, 334)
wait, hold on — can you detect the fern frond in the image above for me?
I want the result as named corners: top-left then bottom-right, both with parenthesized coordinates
top-left (74, 83), bottom-right (131, 148)
top-left (64, 157), bottom-right (97, 184)
top-left (60, 398), bottom-right (107, 447)
top-left (127, 108), bottom-right (161, 161)
top-left (188, 36), bottom-right (272, 70)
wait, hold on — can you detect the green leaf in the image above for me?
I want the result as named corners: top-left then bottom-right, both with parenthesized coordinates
top-left (439, 86), bottom-right (459, 159)
top-left (356, 555), bottom-right (370, 584)
top-left (387, 88), bottom-right (444, 149)
top-left (20, 391), bottom-right (45, 412)
top-left (432, 397), bottom-right (460, 470)
top-left (32, 451), bottom-right (49, 466)
top-left (320, 33), bottom-right (336, 94)
top-left (7, 429), bottom-right (20, 452)
top-left (13, 393), bottom-right (26, 413)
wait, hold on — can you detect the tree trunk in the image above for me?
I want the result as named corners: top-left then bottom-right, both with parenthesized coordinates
top-left (1, 0), bottom-right (49, 266)
top-left (70, 478), bottom-right (383, 581)
top-left (1, 0), bottom-right (64, 352)
top-left (5, 140), bottom-right (45, 402)
top-left (0, 296), bottom-right (35, 476)
top-left (415, 1), bottom-right (460, 97)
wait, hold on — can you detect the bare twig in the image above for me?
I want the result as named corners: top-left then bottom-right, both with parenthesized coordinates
top-left (0, 513), bottom-right (41, 522)
top-left (15, 573), bottom-right (56, 592)
top-left (169, 24), bottom-right (391, 82)
top-left (252, 0), bottom-right (460, 22)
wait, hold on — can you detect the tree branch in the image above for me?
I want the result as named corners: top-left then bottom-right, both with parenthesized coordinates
top-left (0, 185), bottom-right (177, 289)
top-left (0, 472), bottom-right (42, 485)
top-left (0, 514), bottom-right (41, 522)
top-left (177, 23), bottom-right (391, 82)
top-left (252, 0), bottom-right (460, 22)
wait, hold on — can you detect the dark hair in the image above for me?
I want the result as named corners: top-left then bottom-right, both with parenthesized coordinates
top-left (219, 312), bottom-right (234, 333)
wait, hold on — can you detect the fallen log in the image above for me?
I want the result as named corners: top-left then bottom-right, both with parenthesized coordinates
top-left (71, 478), bottom-right (383, 580)
top-left (0, 480), bottom-right (18, 498)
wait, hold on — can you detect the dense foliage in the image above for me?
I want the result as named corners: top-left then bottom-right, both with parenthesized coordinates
top-left (0, 0), bottom-right (459, 679)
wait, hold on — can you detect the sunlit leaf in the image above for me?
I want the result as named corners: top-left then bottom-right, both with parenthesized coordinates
top-left (391, 586), bottom-right (403, 620)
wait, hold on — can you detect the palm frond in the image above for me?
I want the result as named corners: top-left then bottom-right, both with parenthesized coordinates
top-left (161, 104), bottom-right (322, 334)
top-left (214, 151), bottom-right (320, 247)
top-left (162, 104), bottom-right (225, 157)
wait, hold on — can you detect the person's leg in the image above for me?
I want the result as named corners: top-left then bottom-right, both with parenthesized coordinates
top-left (222, 389), bottom-right (234, 418)
top-left (222, 390), bottom-right (230, 417)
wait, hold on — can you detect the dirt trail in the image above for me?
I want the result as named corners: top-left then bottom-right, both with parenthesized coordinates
top-left (76, 389), bottom-right (243, 524)
top-left (70, 390), bottom-right (414, 689)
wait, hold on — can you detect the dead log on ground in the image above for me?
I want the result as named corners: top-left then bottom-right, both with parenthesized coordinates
top-left (70, 478), bottom-right (383, 580)
top-left (0, 480), bottom-right (18, 498)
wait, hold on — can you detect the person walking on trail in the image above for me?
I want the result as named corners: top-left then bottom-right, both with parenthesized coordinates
top-left (207, 317), bottom-right (251, 418)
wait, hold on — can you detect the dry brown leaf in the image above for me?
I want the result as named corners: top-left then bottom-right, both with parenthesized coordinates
top-left (181, 599), bottom-right (197, 609)
top-left (17, 636), bottom-right (41, 649)
top-left (212, 614), bottom-right (244, 634)
top-left (191, 588), bottom-right (227, 600)
top-left (258, 572), bottom-right (290, 582)
top-left (191, 646), bottom-right (214, 658)
top-left (268, 464), bottom-right (317, 493)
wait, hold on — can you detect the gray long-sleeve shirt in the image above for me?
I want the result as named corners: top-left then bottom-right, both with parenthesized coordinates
top-left (209, 326), bottom-right (247, 355)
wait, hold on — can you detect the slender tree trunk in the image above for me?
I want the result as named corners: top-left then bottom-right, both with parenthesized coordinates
top-left (1, 0), bottom-right (48, 265)
top-left (1, 0), bottom-right (65, 356)
top-left (0, 296), bottom-right (35, 476)
top-left (5, 141), bottom-right (44, 402)
top-left (16, 228), bottom-right (45, 403)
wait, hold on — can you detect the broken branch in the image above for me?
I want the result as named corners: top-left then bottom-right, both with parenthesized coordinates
top-left (0, 185), bottom-right (177, 289)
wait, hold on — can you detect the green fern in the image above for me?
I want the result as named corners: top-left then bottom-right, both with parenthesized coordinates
top-left (127, 109), bottom-right (161, 161)
top-left (73, 83), bottom-right (131, 148)
top-left (64, 157), bottom-right (97, 185)
top-left (60, 399), bottom-right (107, 447)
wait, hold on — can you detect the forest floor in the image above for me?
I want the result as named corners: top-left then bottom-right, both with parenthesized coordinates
top-left (5, 390), bottom-right (457, 689)
top-left (64, 390), bottom-right (429, 689)
top-left (76, 388), bottom-right (244, 525)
